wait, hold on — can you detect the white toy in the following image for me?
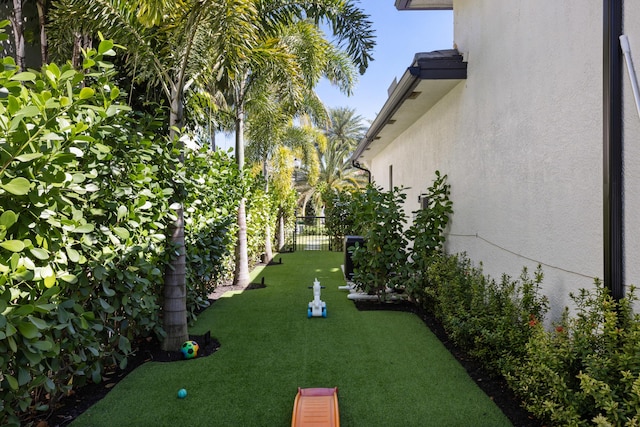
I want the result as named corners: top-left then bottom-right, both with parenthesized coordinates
top-left (307, 278), bottom-right (327, 318)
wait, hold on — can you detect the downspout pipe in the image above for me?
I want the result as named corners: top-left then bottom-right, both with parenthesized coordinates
top-left (352, 160), bottom-right (372, 184)
top-left (603, 0), bottom-right (624, 300)
top-left (620, 35), bottom-right (640, 121)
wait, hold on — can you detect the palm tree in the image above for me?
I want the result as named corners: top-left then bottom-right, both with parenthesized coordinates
top-left (296, 107), bottom-right (368, 214)
top-left (47, 0), bottom-right (257, 350)
top-left (46, 0), bottom-right (375, 349)
top-left (215, 1), bottom-right (375, 286)
top-left (243, 20), bottom-right (358, 262)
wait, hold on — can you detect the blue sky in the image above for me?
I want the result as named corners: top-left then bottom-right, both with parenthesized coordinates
top-left (316, 4), bottom-right (454, 123)
top-left (217, 4), bottom-right (453, 150)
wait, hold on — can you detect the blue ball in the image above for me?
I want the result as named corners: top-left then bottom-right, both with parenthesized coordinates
top-left (178, 388), bottom-right (187, 399)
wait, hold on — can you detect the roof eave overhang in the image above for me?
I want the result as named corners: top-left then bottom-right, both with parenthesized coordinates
top-left (395, 0), bottom-right (453, 11)
top-left (351, 50), bottom-right (466, 164)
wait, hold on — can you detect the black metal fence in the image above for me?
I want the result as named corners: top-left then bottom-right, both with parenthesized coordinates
top-left (283, 216), bottom-right (331, 251)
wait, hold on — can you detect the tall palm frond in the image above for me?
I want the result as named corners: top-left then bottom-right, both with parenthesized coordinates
top-left (295, 106), bottom-right (368, 215)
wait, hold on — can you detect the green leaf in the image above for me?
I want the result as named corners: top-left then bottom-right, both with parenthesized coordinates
top-left (59, 273), bottom-right (78, 284)
top-left (1, 177), bottom-right (31, 195)
top-left (13, 304), bottom-right (34, 316)
top-left (11, 72), bottom-right (37, 82)
top-left (0, 210), bottom-right (17, 228)
top-left (0, 240), bottom-right (25, 252)
top-left (102, 283), bottom-right (116, 297)
top-left (5, 322), bottom-right (17, 337)
top-left (32, 340), bottom-right (53, 351)
top-left (14, 105), bottom-right (40, 118)
top-left (82, 57), bottom-right (95, 69)
top-left (93, 143), bottom-right (111, 153)
top-left (73, 224), bottom-right (94, 233)
top-left (15, 153), bottom-right (43, 163)
top-left (43, 274), bottom-right (56, 288)
top-left (66, 247), bottom-right (80, 262)
top-left (113, 227), bottom-right (130, 240)
top-left (79, 87), bottom-right (95, 99)
top-left (27, 315), bottom-right (49, 330)
top-left (23, 349), bottom-right (42, 365)
top-left (30, 247), bottom-right (49, 260)
top-left (117, 205), bottom-right (128, 220)
top-left (98, 39), bottom-right (114, 55)
top-left (18, 321), bottom-right (40, 339)
top-left (18, 367), bottom-right (31, 386)
top-left (5, 374), bottom-right (18, 390)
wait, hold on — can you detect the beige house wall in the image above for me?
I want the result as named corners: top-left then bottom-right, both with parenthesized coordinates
top-left (369, 1), bottom-right (609, 317)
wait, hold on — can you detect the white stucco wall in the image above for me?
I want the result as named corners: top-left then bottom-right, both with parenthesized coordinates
top-left (370, 0), bottom-right (605, 318)
top-left (624, 4), bottom-right (640, 290)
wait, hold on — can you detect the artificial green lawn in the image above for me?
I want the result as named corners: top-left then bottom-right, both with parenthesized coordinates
top-left (71, 251), bottom-right (511, 426)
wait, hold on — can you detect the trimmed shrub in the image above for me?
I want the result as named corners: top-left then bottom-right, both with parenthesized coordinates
top-left (422, 253), bottom-right (549, 374)
top-left (507, 282), bottom-right (640, 426)
top-left (349, 185), bottom-right (408, 297)
top-left (0, 43), bottom-right (175, 424)
top-left (405, 171), bottom-right (453, 306)
top-left (183, 148), bottom-right (241, 316)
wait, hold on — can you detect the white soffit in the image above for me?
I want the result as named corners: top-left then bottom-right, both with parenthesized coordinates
top-left (358, 79), bottom-right (462, 162)
top-left (395, 0), bottom-right (453, 10)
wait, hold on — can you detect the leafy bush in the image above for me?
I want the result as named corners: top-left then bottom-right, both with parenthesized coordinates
top-left (507, 282), bottom-right (640, 426)
top-left (349, 185), bottom-right (408, 297)
top-left (323, 188), bottom-right (357, 251)
top-left (405, 171), bottom-right (453, 304)
top-left (424, 253), bottom-right (548, 374)
top-left (182, 148), bottom-right (241, 315)
top-left (0, 41), bottom-right (176, 424)
top-left (246, 182), bottom-right (273, 265)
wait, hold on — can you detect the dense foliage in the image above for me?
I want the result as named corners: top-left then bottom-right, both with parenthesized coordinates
top-left (507, 282), bottom-right (640, 426)
top-left (0, 42), bottom-right (247, 424)
top-left (349, 185), bottom-right (408, 297)
top-left (0, 42), bottom-right (175, 424)
top-left (422, 254), bottom-right (549, 374)
top-left (182, 148), bottom-right (242, 315)
top-left (339, 172), bottom-right (453, 297)
top-left (322, 187), bottom-right (356, 251)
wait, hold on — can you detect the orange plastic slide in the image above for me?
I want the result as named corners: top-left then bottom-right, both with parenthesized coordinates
top-left (291, 387), bottom-right (340, 427)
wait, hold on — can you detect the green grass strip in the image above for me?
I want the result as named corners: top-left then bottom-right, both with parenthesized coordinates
top-left (71, 251), bottom-right (511, 426)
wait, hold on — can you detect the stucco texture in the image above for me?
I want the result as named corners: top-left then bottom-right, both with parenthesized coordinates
top-left (369, 0), bottom-right (607, 317)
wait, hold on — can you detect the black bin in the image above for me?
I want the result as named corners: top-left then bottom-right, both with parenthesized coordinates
top-left (344, 235), bottom-right (364, 281)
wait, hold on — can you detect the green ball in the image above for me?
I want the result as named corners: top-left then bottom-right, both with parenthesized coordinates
top-left (180, 340), bottom-right (199, 359)
top-left (178, 388), bottom-right (187, 399)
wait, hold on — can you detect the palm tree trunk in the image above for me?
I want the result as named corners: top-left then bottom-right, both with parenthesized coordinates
top-left (162, 86), bottom-right (188, 351)
top-left (278, 210), bottom-right (285, 251)
top-left (263, 159), bottom-right (273, 263)
top-left (209, 123), bottom-right (216, 151)
top-left (162, 205), bottom-right (188, 351)
top-left (233, 198), bottom-right (250, 286)
top-left (11, 0), bottom-right (25, 71)
top-left (36, 0), bottom-right (48, 65)
top-left (233, 98), bottom-right (250, 287)
top-left (264, 223), bottom-right (273, 263)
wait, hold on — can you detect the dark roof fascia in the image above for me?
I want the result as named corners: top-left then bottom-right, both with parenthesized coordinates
top-left (395, 0), bottom-right (453, 10)
top-left (409, 51), bottom-right (468, 79)
top-left (351, 49), bottom-right (466, 162)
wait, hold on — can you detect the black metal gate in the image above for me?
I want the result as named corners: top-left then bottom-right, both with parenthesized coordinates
top-left (284, 216), bottom-right (331, 251)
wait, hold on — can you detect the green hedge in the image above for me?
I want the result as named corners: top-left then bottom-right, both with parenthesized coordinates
top-left (0, 40), bottom-right (246, 424)
top-left (507, 283), bottom-right (640, 426)
top-left (0, 43), bottom-right (176, 424)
